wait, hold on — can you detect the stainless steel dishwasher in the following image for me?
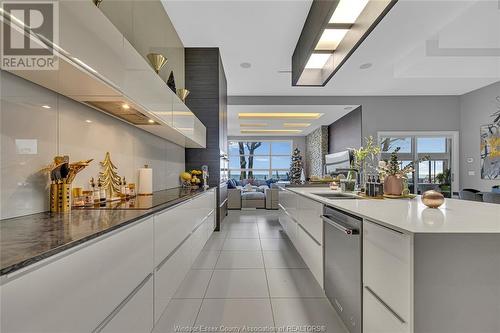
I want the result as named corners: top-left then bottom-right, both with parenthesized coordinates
top-left (322, 206), bottom-right (362, 333)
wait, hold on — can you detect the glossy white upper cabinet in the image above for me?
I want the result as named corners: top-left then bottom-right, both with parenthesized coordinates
top-left (3, 0), bottom-right (206, 148)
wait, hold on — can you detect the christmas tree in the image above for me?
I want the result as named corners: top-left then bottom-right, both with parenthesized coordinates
top-left (99, 152), bottom-right (122, 197)
top-left (289, 148), bottom-right (303, 184)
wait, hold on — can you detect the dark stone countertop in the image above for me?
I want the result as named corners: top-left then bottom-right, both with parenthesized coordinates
top-left (0, 187), bottom-right (212, 276)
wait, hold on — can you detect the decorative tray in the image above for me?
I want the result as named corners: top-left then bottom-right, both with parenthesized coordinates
top-left (383, 193), bottom-right (417, 199)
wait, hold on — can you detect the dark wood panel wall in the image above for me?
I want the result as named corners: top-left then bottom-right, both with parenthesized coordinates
top-left (185, 48), bottom-right (228, 230)
top-left (185, 48), bottom-right (227, 187)
top-left (328, 107), bottom-right (362, 154)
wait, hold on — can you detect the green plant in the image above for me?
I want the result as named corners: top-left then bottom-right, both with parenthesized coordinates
top-left (378, 147), bottom-right (429, 179)
top-left (436, 168), bottom-right (451, 185)
top-left (349, 136), bottom-right (381, 182)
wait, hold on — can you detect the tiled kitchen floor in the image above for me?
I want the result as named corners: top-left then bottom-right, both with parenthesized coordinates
top-left (154, 210), bottom-right (348, 333)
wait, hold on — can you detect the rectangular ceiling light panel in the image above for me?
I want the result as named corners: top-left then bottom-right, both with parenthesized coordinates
top-left (283, 123), bottom-right (311, 128)
top-left (329, 0), bottom-right (369, 23)
top-left (238, 113), bottom-right (324, 119)
top-left (315, 29), bottom-right (349, 50)
top-left (240, 123), bottom-right (268, 127)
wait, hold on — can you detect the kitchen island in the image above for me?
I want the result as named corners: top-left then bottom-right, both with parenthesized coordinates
top-left (278, 186), bottom-right (500, 333)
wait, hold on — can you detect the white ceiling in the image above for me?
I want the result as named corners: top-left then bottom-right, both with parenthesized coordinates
top-left (227, 105), bottom-right (358, 136)
top-left (163, 0), bottom-right (500, 96)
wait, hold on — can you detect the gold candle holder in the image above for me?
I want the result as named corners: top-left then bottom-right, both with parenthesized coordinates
top-left (146, 53), bottom-right (168, 74)
top-left (177, 88), bottom-right (190, 103)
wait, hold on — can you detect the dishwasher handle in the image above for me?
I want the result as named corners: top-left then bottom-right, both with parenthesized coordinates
top-left (322, 215), bottom-right (359, 235)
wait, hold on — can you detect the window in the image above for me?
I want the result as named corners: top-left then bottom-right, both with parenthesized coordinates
top-left (228, 140), bottom-right (293, 180)
top-left (379, 134), bottom-right (452, 195)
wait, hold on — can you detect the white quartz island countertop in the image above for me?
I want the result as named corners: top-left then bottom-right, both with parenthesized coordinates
top-left (285, 187), bottom-right (500, 234)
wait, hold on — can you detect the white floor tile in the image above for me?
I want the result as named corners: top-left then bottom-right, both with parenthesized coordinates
top-left (262, 250), bottom-right (307, 269)
top-left (153, 299), bottom-right (202, 333)
top-left (272, 298), bottom-right (348, 333)
top-left (216, 251), bottom-right (264, 269)
top-left (205, 269), bottom-right (269, 298)
top-left (195, 299), bottom-right (274, 327)
top-left (225, 222), bottom-right (259, 231)
top-left (227, 229), bottom-right (260, 239)
top-left (203, 237), bottom-right (226, 251)
top-left (266, 269), bottom-right (325, 298)
top-left (191, 251), bottom-right (220, 269)
top-left (174, 270), bottom-right (213, 299)
top-left (260, 238), bottom-right (295, 251)
top-left (223, 238), bottom-right (261, 251)
top-left (210, 230), bottom-right (228, 239)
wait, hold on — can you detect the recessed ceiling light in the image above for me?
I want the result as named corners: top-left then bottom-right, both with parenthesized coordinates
top-left (359, 62), bottom-right (372, 69)
top-left (283, 123), bottom-right (311, 128)
top-left (239, 113), bottom-right (323, 120)
top-left (240, 62), bottom-right (251, 69)
top-left (240, 123), bottom-right (268, 128)
top-left (41, 105), bottom-right (51, 109)
top-left (122, 103), bottom-right (130, 110)
top-left (329, 0), bottom-right (369, 24)
top-left (148, 119), bottom-right (155, 124)
top-left (305, 53), bottom-right (331, 69)
top-left (315, 29), bottom-right (349, 50)
top-left (85, 119), bottom-right (92, 123)
top-left (240, 129), bottom-right (303, 134)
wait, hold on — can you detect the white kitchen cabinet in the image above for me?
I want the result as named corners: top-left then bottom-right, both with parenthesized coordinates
top-left (0, 218), bottom-right (154, 333)
top-left (363, 220), bottom-right (412, 325)
top-left (297, 196), bottom-right (323, 245)
top-left (154, 237), bottom-right (191, 323)
top-left (296, 225), bottom-right (323, 288)
top-left (99, 275), bottom-right (154, 333)
top-left (364, 287), bottom-right (410, 333)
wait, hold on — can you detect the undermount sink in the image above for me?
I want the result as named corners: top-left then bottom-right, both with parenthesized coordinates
top-left (311, 192), bottom-right (361, 199)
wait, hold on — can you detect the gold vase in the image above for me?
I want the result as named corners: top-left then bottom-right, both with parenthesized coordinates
top-left (422, 190), bottom-right (445, 208)
top-left (383, 175), bottom-right (403, 196)
top-left (146, 53), bottom-right (168, 74)
top-left (177, 88), bottom-right (190, 103)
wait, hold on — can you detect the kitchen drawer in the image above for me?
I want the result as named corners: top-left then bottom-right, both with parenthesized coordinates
top-left (297, 225), bottom-right (323, 288)
top-left (297, 197), bottom-right (323, 244)
top-left (154, 204), bottom-right (193, 267)
top-left (0, 218), bottom-right (154, 333)
top-left (364, 286), bottom-right (409, 333)
top-left (99, 275), bottom-right (153, 333)
top-left (279, 205), bottom-right (297, 243)
top-left (363, 220), bottom-right (412, 322)
top-left (154, 236), bottom-right (191, 323)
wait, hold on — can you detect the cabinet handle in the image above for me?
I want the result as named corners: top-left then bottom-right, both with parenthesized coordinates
top-left (93, 273), bottom-right (152, 333)
top-left (322, 215), bottom-right (359, 235)
top-left (365, 286), bottom-right (406, 324)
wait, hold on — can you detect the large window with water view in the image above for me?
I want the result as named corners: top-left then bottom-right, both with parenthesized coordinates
top-left (228, 141), bottom-right (292, 181)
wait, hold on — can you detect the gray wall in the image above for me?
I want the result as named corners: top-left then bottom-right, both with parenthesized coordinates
top-left (329, 107), bottom-right (362, 153)
top-left (1, 71), bottom-right (185, 219)
top-left (459, 81), bottom-right (500, 191)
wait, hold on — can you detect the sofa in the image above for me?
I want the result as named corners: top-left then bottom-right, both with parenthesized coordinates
top-left (227, 179), bottom-right (279, 210)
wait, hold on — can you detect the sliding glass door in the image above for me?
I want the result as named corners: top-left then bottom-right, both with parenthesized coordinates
top-left (379, 132), bottom-right (458, 197)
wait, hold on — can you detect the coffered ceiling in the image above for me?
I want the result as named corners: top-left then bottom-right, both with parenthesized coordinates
top-left (163, 0), bottom-right (499, 96)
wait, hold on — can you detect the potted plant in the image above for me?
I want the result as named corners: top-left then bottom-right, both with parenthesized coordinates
top-left (436, 168), bottom-right (451, 198)
top-left (378, 147), bottom-right (429, 196)
top-left (350, 136), bottom-right (381, 192)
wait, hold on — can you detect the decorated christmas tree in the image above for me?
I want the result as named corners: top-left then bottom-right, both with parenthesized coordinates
top-left (289, 148), bottom-right (303, 184)
top-left (99, 152), bottom-right (122, 197)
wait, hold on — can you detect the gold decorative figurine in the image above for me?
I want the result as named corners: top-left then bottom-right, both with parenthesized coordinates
top-left (99, 152), bottom-right (122, 200)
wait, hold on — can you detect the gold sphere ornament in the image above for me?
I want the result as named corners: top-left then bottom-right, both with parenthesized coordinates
top-left (422, 190), bottom-right (445, 208)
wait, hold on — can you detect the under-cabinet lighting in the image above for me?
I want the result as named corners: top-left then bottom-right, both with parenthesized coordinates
top-left (148, 119), bottom-right (155, 124)
top-left (122, 103), bottom-right (130, 110)
top-left (41, 105), bottom-right (51, 109)
top-left (85, 119), bottom-right (92, 123)
top-left (305, 53), bottom-right (331, 69)
top-left (240, 129), bottom-right (303, 134)
top-left (238, 113), bottom-right (323, 120)
top-left (329, 0), bottom-right (369, 23)
top-left (316, 29), bottom-right (349, 50)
